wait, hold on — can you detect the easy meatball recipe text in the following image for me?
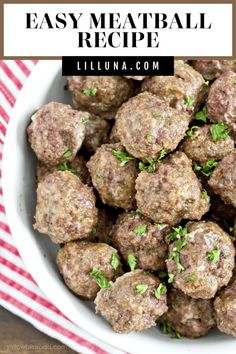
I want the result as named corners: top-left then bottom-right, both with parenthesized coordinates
top-left (27, 60), bottom-right (236, 338)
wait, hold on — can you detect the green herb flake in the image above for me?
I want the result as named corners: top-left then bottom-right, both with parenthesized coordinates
top-left (80, 116), bottom-right (89, 124)
top-left (177, 263), bottom-right (185, 272)
top-left (63, 149), bottom-right (72, 158)
top-left (186, 126), bottom-right (198, 138)
top-left (202, 189), bottom-right (208, 200)
top-left (57, 162), bottom-right (77, 175)
top-left (128, 254), bottom-right (137, 271)
top-left (111, 253), bottom-right (120, 270)
top-left (82, 88), bottom-right (97, 96)
top-left (173, 239), bottom-right (187, 251)
top-left (193, 163), bottom-right (202, 172)
top-left (207, 249), bottom-right (221, 263)
top-left (146, 156), bottom-right (156, 173)
top-left (155, 223), bottom-right (164, 230)
top-left (95, 171), bottom-right (103, 178)
top-left (173, 332), bottom-right (181, 339)
top-left (187, 274), bottom-right (196, 281)
top-left (113, 150), bottom-right (134, 166)
top-left (146, 133), bottom-right (153, 140)
top-left (185, 97), bottom-right (194, 106)
top-left (138, 162), bottom-right (147, 171)
top-left (229, 227), bottom-right (234, 233)
top-left (167, 226), bottom-right (187, 242)
top-left (210, 122), bottom-right (229, 142)
top-left (202, 160), bottom-right (218, 177)
top-left (135, 283), bottom-right (148, 294)
top-left (157, 319), bottom-right (181, 339)
top-left (135, 208), bottom-right (141, 215)
top-left (195, 106), bottom-right (208, 123)
top-left (90, 267), bottom-right (111, 289)
top-left (154, 283), bottom-right (167, 299)
top-left (91, 227), bottom-right (97, 234)
top-left (168, 274), bottom-right (175, 283)
top-left (157, 148), bottom-right (167, 164)
top-left (158, 271), bottom-right (167, 278)
top-left (204, 80), bottom-right (210, 87)
top-left (134, 224), bottom-right (147, 236)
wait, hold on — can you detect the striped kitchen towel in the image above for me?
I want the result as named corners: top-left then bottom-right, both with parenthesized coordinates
top-left (0, 60), bottom-right (125, 354)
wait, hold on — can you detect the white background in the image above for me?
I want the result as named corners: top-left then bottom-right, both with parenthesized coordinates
top-left (4, 3), bottom-right (232, 57)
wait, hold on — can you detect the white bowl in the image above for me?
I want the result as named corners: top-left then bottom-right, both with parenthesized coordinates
top-left (2, 60), bottom-right (235, 354)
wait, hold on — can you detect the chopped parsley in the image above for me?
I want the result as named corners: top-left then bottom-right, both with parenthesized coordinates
top-left (166, 226), bottom-right (187, 242)
top-left (154, 283), bottom-right (167, 298)
top-left (80, 116), bottom-right (89, 124)
top-left (185, 97), bottom-right (194, 106)
top-left (168, 251), bottom-right (185, 273)
top-left (168, 274), bottom-right (175, 283)
top-left (134, 224), bottom-right (147, 236)
top-left (155, 223), bottom-right (163, 230)
top-left (138, 162), bottom-right (148, 171)
top-left (111, 253), bottom-right (120, 270)
top-left (186, 126), bottom-right (198, 138)
top-left (210, 122), bottom-right (229, 142)
top-left (146, 133), bottom-right (153, 140)
top-left (136, 284), bottom-right (148, 294)
top-left (128, 254), bottom-right (137, 271)
top-left (202, 189), bottom-right (208, 200)
top-left (82, 88), bottom-right (97, 96)
top-left (204, 80), bottom-right (210, 87)
top-left (91, 227), bottom-right (97, 234)
top-left (63, 149), bottom-right (72, 158)
top-left (173, 239), bottom-right (187, 251)
top-left (135, 208), bottom-right (141, 215)
top-left (157, 319), bottom-right (181, 339)
top-left (194, 160), bottom-right (218, 177)
top-left (95, 171), bottom-right (103, 178)
top-left (57, 162), bottom-right (76, 175)
top-left (90, 267), bottom-right (111, 288)
top-left (113, 150), bottom-right (134, 166)
top-left (195, 106), bottom-right (208, 123)
top-left (158, 270), bottom-right (167, 278)
top-left (146, 156), bottom-right (156, 173)
top-left (207, 249), bottom-right (221, 263)
top-left (187, 274), bottom-right (196, 281)
top-left (157, 148), bottom-right (167, 164)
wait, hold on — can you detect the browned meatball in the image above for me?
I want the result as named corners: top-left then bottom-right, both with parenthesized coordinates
top-left (36, 156), bottom-right (91, 185)
top-left (141, 61), bottom-right (206, 117)
top-left (166, 221), bottom-right (235, 299)
top-left (115, 92), bottom-right (189, 162)
top-left (67, 76), bottom-right (133, 119)
top-left (162, 288), bottom-right (215, 338)
top-left (27, 102), bottom-right (87, 166)
top-left (34, 171), bottom-right (98, 243)
top-left (192, 60), bottom-right (236, 80)
top-left (95, 270), bottom-right (167, 333)
top-left (57, 241), bottom-right (122, 300)
top-left (207, 71), bottom-right (236, 132)
top-left (214, 275), bottom-right (236, 337)
top-left (112, 212), bottom-right (170, 271)
top-left (181, 124), bottom-right (234, 163)
top-left (87, 208), bottom-right (116, 244)
top-left (135, 152), bottom-right (210, 225)
top-left (208, 151), bottom-right (236, 208)
top-left (87, 143), bottom-right (138, 210)
top-left (82, 113), bottom-right (110, 153)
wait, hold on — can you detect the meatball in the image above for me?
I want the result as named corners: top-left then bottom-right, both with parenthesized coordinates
top-left (67, 76), bottom-right (133, 119)
top-left (214, 275), bottom-right (236, 337)
top-left (181, 124), bottom-right (234, 163)
top-left (36, 156), bottom-right (91, 185)
top-left (34, 171), bottom-right (98, 243)
top-left (87, 208), bottom-right (116, 244)
top-left (112, 212), bottom-right (170, 271)
top-left (208, 151), bottom-right (236, 208)
top-left (57, 241), bottom-right (122, 300)
top-left (27, 102), bottom-right (86, 166)
top-left (115, 92), bottom-right (189, 162)
top-left (207, 71), bottom-right (236, 132)
top-left (135, 152), bottom-right (210, 225)
top-left (95, 270), bottom-right (167, 333)
top-left (141, 60), bottom-right (206, 117)
top-left (166, 221), bottom-right (235, 299)
top-left (162, 288), bottom-right (215, 338)
top-left (192, 60), bottom-right (236, 80)
top-left (82, 113), bottom-right (110, 153)
top-left (87, 143), bottom-right (138, 210)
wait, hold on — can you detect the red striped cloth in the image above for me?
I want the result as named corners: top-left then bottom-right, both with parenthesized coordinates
top-left (0, 60), bottom-right (125, 354)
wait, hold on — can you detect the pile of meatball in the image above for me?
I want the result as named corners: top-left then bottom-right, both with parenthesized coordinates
top-left (27, 59), bottom-right (236, 339)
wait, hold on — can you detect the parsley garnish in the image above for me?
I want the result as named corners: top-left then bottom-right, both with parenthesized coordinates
top-left (128, 254), bottom-right (137, 271)
top-left (207, 249), bottom-right (221, 263)
top-left (111, 253), bottom-right (120, 270)
top-left (204, 80), bottom-right (210, 87)
top-left (158, 271), bottom-right (167, 278)
top-left (185, 97), bottom-right (194, 106)
top-left (146, 156), bottom-right (156, 172)
top-left (134, 224), bottom-right (147, 236)
top-left (168, 251), bottom-right (185, 273)
top-left (202, 189), bottom-right (208, 200)
top-left (166, 226), bottom-right (187, 242)
top-left (80, 116), bottom-right (89, 124)
top-left (135, 208), bottom-right (141, 215)
top-left (210, 122), bottom-right (229, 142)
top-left (186, 126), bottom-right (198, 138)
top-left (138, 162), bottom-right (147, 171)
top-left (146, 133), bottom-right (153, 140)
top-left (136, 284), bottom-right (148, 294)
top-left (155, 223), bottom-right (163, 230)
top-left (90, 267), bottom-right (111, 288)
top-left (95, 171), bottom-right (103, 177)
top-left (82, 88), bottom-right (97, 96)
top-left (173, 239), bottom-right (187, 251)
top-left (113, 150), bottom-right (134, 166)
top-left (168, 274), bottom-right (175, 283)
top-left (57, 162), bottom-right (76, 175)
top-left (157, 319), bottom-right (182, 339)
top-left (63, 149), bottom-right (72, 158)
top-left (195, 106), bottom-right (208, 123)
top-left (157, 148), bottom-right (167, 164)
top-left (91, 227), bottom-right (97, 234)
top-left (187, 274), bottom-right (196, 281)
top-left (154, 283), bottom-right (167, 298)
top-left (194, 160), bottom-right (218, 177)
